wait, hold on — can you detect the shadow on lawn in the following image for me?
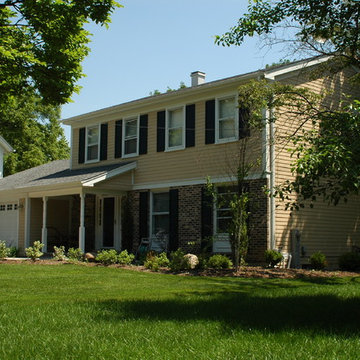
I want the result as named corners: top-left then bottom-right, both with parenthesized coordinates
top-left (93, 291), bottom-right (360, 335)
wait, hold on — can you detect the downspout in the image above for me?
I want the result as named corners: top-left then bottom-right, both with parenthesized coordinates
top-left (269, 108), bottom-right (276, 250)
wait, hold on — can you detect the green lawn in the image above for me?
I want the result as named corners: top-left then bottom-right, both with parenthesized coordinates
top-left (0, 264), bottom-right (359, 360)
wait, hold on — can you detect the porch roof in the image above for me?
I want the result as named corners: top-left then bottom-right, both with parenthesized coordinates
top-left (0, 159), bottom-right (136, 192)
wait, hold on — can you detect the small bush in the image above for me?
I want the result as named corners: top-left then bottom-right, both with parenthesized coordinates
top-left (207, 254), bottom-right (233, 269)
top-left (309, 251), bottom-right (327, 270)
top-left (8, 247), bottom-right (18, 257)
top-left (338, 252), bottom-right (360, 271)
top-left (118, 250), bottom-right (135, 265)
top-left (0, 241), bottom-right (10, 259)
top-left (265, 249), bottom-right (283, 268)
top-left (169, 249), bottom-right (189, 272)
top-left (67, 248), bottom-right (84, 261)
top-left (25, 241), bottom-right (44, 261)
top-left (144, 252), bottom-right (169, 271)
top-left (53, 246), bottom-right (66, 261)
top-left (196, 254), bottom-right (209, 270)
top-left (96, 249), bottom-right (119, 265)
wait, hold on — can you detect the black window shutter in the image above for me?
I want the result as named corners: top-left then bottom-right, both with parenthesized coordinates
top-left (100, 123), bottom-right (108, 161)
top-left (139, 114), bottom-right (148, 155)
top-left (78, 127), bottom-right (85, 164)
top-left (139, 192), bottom-right (149, 242)
top-left (169, 189), bottom-right (179, 251)
top-left (239, 108), bottom-right (251, 139)
top-left (201, 187), bottom-right (213, 251)
top-left (157, 111), bottom-right (166, 152)
top-left (185, 104), bottom-right (195, 148)
top-left (205, 100), bottom-right (215, 144)
top-left (114, 120), bottom-right (122, 158)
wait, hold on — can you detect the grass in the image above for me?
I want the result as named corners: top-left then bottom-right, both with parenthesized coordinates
top-left (0, 264), bottom-right (359, 359)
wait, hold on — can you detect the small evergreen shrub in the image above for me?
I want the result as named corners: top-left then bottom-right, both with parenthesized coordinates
top-left (67, 248), bottom-right (84, 261)
top-left (207, 254), bottom-right (233, 269)
top-left (169, 249), bottom-right (189, 272)
top-left (196, 254), bottom-right (209, 270)
top-left (309, 251), bottom-right (327, 270)
top-left (338, 252), bottom-right (360, 271)
top-left (96, 249), bottom-right (119, 265)
top-left (8, 246), bottom-right (18, 257)
top-left (265, 249), bottom-right (283, 268)
top-left (118, 250), bottom-right (135, 265)
top-left (53, 246), bottom-right (66, 261)
top-left (25, 241), bottom-right (44, 261)
top-left (0, 241), bottom-right (10, 259)
top-left (144, 252), bottom-right (169, 271)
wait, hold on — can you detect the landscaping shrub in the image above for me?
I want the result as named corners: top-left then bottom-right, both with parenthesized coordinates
top-left (53, 246), bottom-right (66, 261)
top-left (67, 248), bottom-right (84, 261)
top-left (309, 251), bottom-right (327, 270)
top-left (169, 249), bottom-right (189, 272)
top-left (8, 246), bottom-right (18, 257)
top-left (338, 252), bottom-right (360, 271)
top-left (207, 254), bottom-right (233, 269)
top-left (196, 254), bottom-right (209, 270)
top-left (0, 241), bottom-right (10, 259)
top-left (118, 250), bottom-right (135, 265)
top-left (265, 249), bottom-right (283, 268)
top-left (96, 249), bottom-right (119, 265)
top-left (25, 241), bottom-right (44, 261)
top-left (144, 252), bottom-right (169, 271)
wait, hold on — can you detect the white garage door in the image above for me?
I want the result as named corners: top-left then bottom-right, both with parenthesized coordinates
top-left (0, 203), bottom-right (18, 247)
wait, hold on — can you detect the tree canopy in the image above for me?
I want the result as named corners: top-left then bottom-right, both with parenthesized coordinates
top-left (2, 94), bottom-right (69, 176)
top-left (216, 0), bottom-right (360, 208)
top-left (0, 0), bottom-right (121, 105)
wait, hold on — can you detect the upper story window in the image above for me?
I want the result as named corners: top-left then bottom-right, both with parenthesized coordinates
top-left (216, 96), bottom-right (238, 143)
top-left (123, 116), bottom-right (139, 157)
top-left (166, 107), bottom-right (185, 151)
top-left (86, 125), bottom-right (100, 162)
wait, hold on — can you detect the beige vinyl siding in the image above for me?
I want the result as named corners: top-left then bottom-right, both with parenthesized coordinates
top-left (274, 69), bottom-right (360, 266)
top-left (71, 99), bottom-right (263, 187)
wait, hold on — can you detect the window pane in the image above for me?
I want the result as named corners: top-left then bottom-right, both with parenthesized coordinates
top-left (219, 98), bottom-right (235, 119)
top-left (169, 128), bottom-right (183, 147)
top-left (169, 108), bottom-right (183, 128)
top-left (152, 214), bottom-right (169, 235)
top-left (87, 144), bottom-right (98, 161)
top-left (125, 138), bottom-right (137, 154)
top-left (125, 119), bottom-right (137, 137)
top-left (217, 218), bottom-right (231, 233)
top-left (219, 119), bottom-right (235, 139)
top-left (153, 193), bottom-right (169, 212)
top-left (87, 126), bottom-right (99, 145)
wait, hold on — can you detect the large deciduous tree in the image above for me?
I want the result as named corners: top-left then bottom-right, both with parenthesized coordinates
top-left (216, 0), bottom-right (360, 208)
top-left (0, 0), bottom-right (121, 105)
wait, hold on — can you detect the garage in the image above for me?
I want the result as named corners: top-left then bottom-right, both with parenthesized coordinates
top-left (0, 203), bottom-right (18, 247)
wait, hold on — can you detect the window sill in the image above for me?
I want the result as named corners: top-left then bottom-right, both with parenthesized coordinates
top-left (164, 146), bottom-right (185, 153)
top-left (215, 137), bottom-right (238, 145)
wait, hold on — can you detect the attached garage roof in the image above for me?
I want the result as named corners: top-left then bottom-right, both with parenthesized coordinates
top-left (0, 160), bottom-right (136, 191)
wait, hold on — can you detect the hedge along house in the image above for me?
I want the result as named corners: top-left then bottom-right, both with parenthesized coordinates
top-left (0, 57), bottom-right (359, 266)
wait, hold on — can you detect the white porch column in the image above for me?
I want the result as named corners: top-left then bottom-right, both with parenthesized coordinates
top-left (79, 193), bottom-right (85, 252)
top-left (24, 197), bottom-right (31, 249)
top-left (41, 196), bottom-right (48, 253)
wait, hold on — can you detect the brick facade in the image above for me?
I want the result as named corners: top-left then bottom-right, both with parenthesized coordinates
top-left (126, 179), bottom-right (268, 263)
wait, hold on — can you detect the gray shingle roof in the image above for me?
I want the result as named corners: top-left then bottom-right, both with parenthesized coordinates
top-left (0, 160), bottom-right (133, 191)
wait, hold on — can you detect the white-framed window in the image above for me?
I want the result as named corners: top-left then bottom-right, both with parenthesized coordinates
top-left (122, 116), bottom-right (139, 157)
top-left (151, 192), bottom-right (170, 237)
top-left (86, 124), bottom-right (100, 163)
top-left (166, 106), bottom-right (185, 151)
top-left (0, 205), bottom-right (5, 211)
top-left (216, 96), bottom-right (238, 143)
top-left (7, 204), bottom-right (13, 211)
top-left (214, 186), bottom-right (237, 235)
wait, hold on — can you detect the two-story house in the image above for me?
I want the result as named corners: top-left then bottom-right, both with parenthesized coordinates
top-left (0, 57), bottom-right (358, 266)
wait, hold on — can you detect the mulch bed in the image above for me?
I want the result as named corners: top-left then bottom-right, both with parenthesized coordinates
top-left (1, 258), bottom-right (359, 279)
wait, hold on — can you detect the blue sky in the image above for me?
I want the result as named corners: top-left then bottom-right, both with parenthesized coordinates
top-left (60, 0), bottom-right (288, 141)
